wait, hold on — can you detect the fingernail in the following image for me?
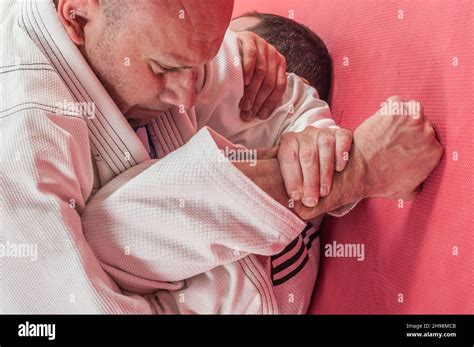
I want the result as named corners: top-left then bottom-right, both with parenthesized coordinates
top-left (320, 184), bottom-right (329, 196)
top-left (258, 108), bottom-right (269, 119)
top-left (242, 99), bottom-right (252, 111)
top-left (244, 76), bottom-right (250, 85)
top-left (291, 191), bottom-right (301, 201)
top-left (303, 197), bottom-right (317, 208)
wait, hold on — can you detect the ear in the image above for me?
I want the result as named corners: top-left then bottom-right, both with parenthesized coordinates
top-left (56, 0), bottom-right (100, 46)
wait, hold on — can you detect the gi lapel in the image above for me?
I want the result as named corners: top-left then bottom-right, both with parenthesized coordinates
top-left (19, 0), bottom-right (150, 188)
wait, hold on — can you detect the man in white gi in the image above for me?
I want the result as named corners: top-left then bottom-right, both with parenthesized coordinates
top-left (1, 0), bottom-right (443, 314)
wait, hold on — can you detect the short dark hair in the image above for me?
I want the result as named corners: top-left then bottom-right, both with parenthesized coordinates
top-left (237, 12), bottom-right (332, 101)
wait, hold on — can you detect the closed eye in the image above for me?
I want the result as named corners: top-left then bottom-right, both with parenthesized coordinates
top-left (150, 59), bottom-right (180, 75)
top-left (149, 61), bottom-right (168, 75)
top-left (160, 65), bottom-right (176, 72)
top-left (149, 62), bottom-right (163, 75)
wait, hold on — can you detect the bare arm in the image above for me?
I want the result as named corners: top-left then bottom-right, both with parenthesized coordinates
top-left (234, 141), bottom-right (367, 221)
top-left (235, 96), bottom-right (444, 221)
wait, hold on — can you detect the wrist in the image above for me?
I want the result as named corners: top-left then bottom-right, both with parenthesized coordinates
top-left (345, 141), bottom-right (371, 201)
top-left (233, 159), bottom-right (288, 206)
top-left (234, 159), bottom-right (309, 219)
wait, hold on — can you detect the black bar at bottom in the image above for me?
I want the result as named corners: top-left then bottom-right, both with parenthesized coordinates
top-left (0, 314), bottom-right (472, 345)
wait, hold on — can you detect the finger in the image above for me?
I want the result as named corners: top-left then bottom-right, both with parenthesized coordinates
top-left (238, 36), bottom-right (258, 121)
top-left (424, 115), bottom-right (434, 131)
top-left (278, 134), bottom-right (303, 202)
top-left (377, 95), bottom-right (403, 116)
top-left (257, 58), bottom-right (287, 119)
top-left (317, 131), bottom-right (335, 197)
top-left (406, 99), bottom-right (423, 120)
top-left (251, 46), bottom-right (278, 119)
top-left (239, 41), bottom-right (268, 119)
top-left (334, 128), bottom-right (353, 171)
top-left (298, 129), bottom-right (320, 207)
top-left (240, 33), bottom-right (257, 86)
top-left (386, 95), bottom-right (403, 103)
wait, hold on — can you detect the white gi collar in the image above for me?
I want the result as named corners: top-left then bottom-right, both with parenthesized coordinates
top-left (17, 0), bottom-right (150, 179)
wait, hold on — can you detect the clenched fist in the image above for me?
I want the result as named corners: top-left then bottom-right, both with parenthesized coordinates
top-left (235, 96), bottom-right (443, 222)
top-left (354, 96), bottom-right (443, 200)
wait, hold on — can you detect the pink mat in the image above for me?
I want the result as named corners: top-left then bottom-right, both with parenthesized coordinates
top-left (233, 0), bottom-right (473, 313)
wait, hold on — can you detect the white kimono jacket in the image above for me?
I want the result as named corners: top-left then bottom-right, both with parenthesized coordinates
top-left (1, 0), bottom-right (350, 314)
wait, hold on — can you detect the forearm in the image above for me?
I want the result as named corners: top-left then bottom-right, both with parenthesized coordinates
top-left (235, 143), bottom-right (367, 220)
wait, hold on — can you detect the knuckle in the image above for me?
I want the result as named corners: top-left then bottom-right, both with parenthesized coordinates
top-left (246, 47), bottom-right (257, 58)
top-left (282, 134), bottom-right (299, 147)
top-left (336, 128), bottom-right (353, 140)
top-left (425, 127), bottom-right (435, 138)
top-left (424, 117), bottom-right (434, 126)
top-left (249, 31), bottom-right (258, 39)
top-left (278, 147), bottom-right (298, 162)
top-left (280, 132), bottom-right (296, 142)
top-left (254, 66), bottom-right (266, 78)
top-left (300, 132), bottom-right (316, 146)
top-left (303, 126), bottom-right (319, 137)
top-left (253, 32), bottom-right (264, 42)
top-left (255, 57), bottom-right (267, 70)
top-left (319, 134), bottom-right (335, 147)
top-left (387, 95), bottom-right (403, 102)
top-left (242, 31), bottom-right (257, 40)
top-left (299, 148), bottom-right (314, 162)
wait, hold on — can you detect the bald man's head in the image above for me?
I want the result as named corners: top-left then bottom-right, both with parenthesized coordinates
top-left (55, 0), bottom-right (234, 125)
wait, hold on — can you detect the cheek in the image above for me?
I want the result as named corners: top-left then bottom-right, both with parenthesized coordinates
top-left (113, 62), bottom-right (162, 105)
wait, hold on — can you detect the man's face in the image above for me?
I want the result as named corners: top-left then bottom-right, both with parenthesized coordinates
top-left (81, 0), bottom-right (233, 126)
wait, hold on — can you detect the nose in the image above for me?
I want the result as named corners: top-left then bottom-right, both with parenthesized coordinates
top-left (160, 69), bottom-right (197, 109)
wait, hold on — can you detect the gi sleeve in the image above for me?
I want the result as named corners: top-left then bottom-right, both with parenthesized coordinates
top-left (82, 126), bottom-right (306, 292)
top-left (195, 30), bottom-right (337, 150)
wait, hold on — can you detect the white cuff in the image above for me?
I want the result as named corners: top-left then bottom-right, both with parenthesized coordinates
top-left (192, 127), bottom-right (307, 243)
